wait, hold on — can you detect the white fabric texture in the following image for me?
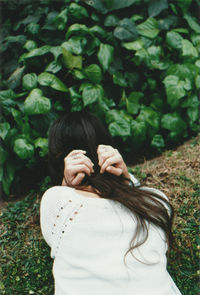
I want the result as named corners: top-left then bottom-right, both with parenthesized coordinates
top-left (40, 180), bottom-right (182, 295)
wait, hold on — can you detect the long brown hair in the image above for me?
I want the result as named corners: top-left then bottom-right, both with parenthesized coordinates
top-left (48, 111), bottom-right (174, 257)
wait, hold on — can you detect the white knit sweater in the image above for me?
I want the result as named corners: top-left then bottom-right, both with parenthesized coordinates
top-left (40, 179), bottom-right (182, 295)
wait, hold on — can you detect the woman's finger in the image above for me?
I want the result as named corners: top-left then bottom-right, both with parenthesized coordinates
top-left (98, 150), bottom-right (114, 167)
top-left (68, 150), bottom-right (86, 157)
top-left (64, 150), bottom-right (86, 163)
top-left (106, 166), bottom-right (123, 176)
top-left (97, 145), bottom-right (112, 156)
top-left (69, 157), bottom-right (94, 172)
top-left (100, 155), bottom-right (122, 173)
top-left (71, 172), bottom-right (85, 186)
top-left (97, 144), bottom-right (112, 152)
top-left (67, 164), bottom-right (92, 177)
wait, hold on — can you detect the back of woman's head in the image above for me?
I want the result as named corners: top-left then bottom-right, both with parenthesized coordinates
top-left (48, 111), bottom-right (113, 185)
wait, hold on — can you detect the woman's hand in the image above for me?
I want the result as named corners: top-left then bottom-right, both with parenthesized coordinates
top-left (62, 145), bottom-right (130, 187)
top-left (97, 145), bottom-right (130, 179)
top-left (62, 150), bottom-right (94, 187)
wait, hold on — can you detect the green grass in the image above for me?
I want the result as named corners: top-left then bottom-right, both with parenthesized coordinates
top-left (0, 137), bottom-right (199, 294)
top-left (0, 194), bottom-right (53, 295)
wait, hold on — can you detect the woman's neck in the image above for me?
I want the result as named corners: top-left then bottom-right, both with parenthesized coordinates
top-left (75, 186), bottom-right (101, 198)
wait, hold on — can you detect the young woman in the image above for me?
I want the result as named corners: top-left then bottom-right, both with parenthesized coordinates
top-left (40, 111), bottom-right (182, 295)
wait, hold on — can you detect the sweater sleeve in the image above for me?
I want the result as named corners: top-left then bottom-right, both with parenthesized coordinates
top-left (129, 173), bottom-right (141, 187)
top-left (139, 186), bottom-right (172, 216)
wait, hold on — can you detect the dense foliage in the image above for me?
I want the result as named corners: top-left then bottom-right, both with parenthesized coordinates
top-left (1, 0), bottom-right (200, 196)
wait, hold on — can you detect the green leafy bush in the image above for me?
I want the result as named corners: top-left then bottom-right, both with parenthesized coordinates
top-left (1, 0), bottom-right (199, 196)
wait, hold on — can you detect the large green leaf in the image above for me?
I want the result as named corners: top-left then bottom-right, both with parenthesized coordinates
top-left (25, 23), bottom-right (40, 35)
top-left (85, 36), bottom-right (100, 56)
top-left (114, 18), bottom-right (138, 41)
top-left (22, 73), bottom-right (38, 90)
top-left (0, 89), bottom-right (16, 101)
top-left (38, 72), bottom-right (68, 92)
top-left (49, 46), bottom-right (62, 61)
top-left (72, 69), bottom-right (86, 80)
top-left (146, 46), bottom-right (168, 70)
top-left (0, 122), bottom-right (10, 140)
top-left (24, 40), bottom-right (37, 51)
top-left (7, 67), bottom-right (25, 89)
top-left (2, 162), bottom-right (16, 195)
top-left (182, 39), bottom-right (198, 57)
top-left (148, 0), bottom-right (168, 17)
top-left (147, 78), bottom-right (157, 91)
top-left (24, 88), bottom-right (51, 115)
top-left (137, 107), bottom-right (160, 134)
top-left (181, 95), bottom-right (200, 123)
top-left (97, 43), bottom-right (114, 72)
top-left (69, 86), bottom-right (83, 112)
top-left (62, 47), bottom-right (82, 70)
top-left (45, 61), bottom-right (62, 74)
top-left (19, 45), bottom-right (52, 62)
top-left (161, 112), bottom-right (187, 136)
top-left (187, 107), bottom-right (199, 123)
top-left (106, 110), bottom-right (132, 136)
top-left (184, 14), bottom-right (200, 34)
top-left (84, 64), bottom-right (102, 84)
top-left (151, 134), bottom-right (165, 149)
top-left (84, 0), bottom-right (109, 14)
top-left (113, 72), bottom-right (128, 87)
top-left (0, 146), bottom-right (8, 165)
top-left (167, 64), bottom-right (198, 83)
top-left (195, 75), bottom-right (200, 89)
top-left (104, 0), bottom-right (138, 10)
top-left (85, 0), bottom-right (138, 14)
top-left (53, 8), bottom-right (68, 30)
top-left (150, 97), bottom-right (165, 113)
top-left (106, 109), bottom-right (124, 124)
top-left (14, 138), bottom-right (34, 159)
top-left (137, 18), bottom-right (160, 39)
top-left (104, 15), bottom-right (119, 27)
top-left (65, 24), bottom-right (90, 39)
top-left (62, 36), bottom-right (87, 55)
top-left (5, 35), bottom-right (26, 45)
top-left (131, 120), bottom-right (146, 142)
top-left (90, 25), bottom-right (107, 38)
top-left (195, 60), bottom-right (200, 68)
top-left (69, 3), bottom-right (88, 19)
top-left (126, 92), bottom-right (143, 115)
top-left (166, 31), bottom-right (183, 49)
top-left (109, 119), bottom-right (131, 137)
top-left (177, 0), bottom-right (192, 12)
top-left (11, 108), bottom-right (23, 127)
top-left (122, 40), bottom-right (143, 51)
top-left (163, 75), bottom-right (186, 108)
top-left (81, 83), bottom-right (103, 106)
top-left (34, 138), bottom-right (48, 157)
top-left (0, 90), bottom-right (16, 111)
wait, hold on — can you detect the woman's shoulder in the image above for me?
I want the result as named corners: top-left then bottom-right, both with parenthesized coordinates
top-left (43, 185), bottom-right (73, 195)
top-left (41, 186), bottom-right (75, 207)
